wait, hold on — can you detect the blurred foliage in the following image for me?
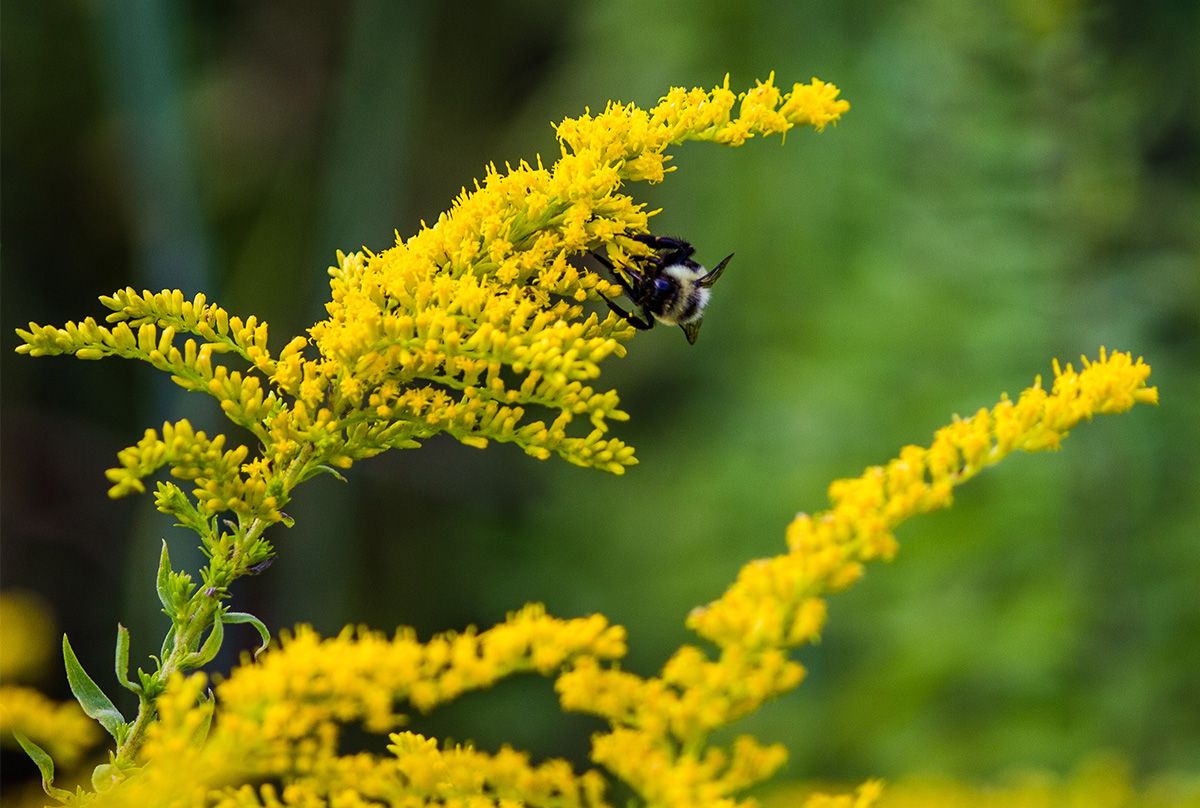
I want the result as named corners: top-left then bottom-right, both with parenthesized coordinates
top-left (2, 0), bottom-right (1196, 796)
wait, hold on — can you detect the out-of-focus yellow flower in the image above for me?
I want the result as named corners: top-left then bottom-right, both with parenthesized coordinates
top-left (0, 592), bottom-right (55, 681)
top-left (0, 685), bottom-right (101, 769)
top-left (791, 780), bottom-right (886, 808)
top-left (86, 606), bottom-right (624, 806)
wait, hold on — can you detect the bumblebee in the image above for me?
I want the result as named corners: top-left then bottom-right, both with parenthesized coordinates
top-left (593, 234), bottom-right (733, 344)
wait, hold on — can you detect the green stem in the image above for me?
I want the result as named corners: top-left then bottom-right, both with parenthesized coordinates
top-left (110, 453), bottom-right (310, 769)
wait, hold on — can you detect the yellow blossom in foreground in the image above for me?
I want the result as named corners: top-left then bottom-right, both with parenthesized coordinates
top-left (0, 593), bottom-right (56, 681)
top-left (81, 349), bottom-right (1154, 808)
top-left (87, 606), bottom-right (624, 806)
top-left (0, 686), bottom-right (101, 769)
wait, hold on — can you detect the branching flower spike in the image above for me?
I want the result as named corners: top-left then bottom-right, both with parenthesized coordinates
top-left (16, 73), bottom-right (848, 516)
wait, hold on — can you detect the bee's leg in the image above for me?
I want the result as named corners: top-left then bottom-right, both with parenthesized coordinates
top-left (591, 250), bottom-right (644, 299)
top-left (590, 250), bottom-right (616, 271)
top-left (598, 291), bottom-right (654, 330)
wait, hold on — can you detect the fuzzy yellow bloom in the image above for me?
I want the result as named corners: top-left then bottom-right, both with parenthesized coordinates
top-left (792, 780), bottom-right (886, 808)
top-left (0, 595), bottom-right (100, 772)
top-left (0, 685), bottom-right (101, 769)
top-left (79, 606), bottom-right (625, 807)
top-left (0, 593), bottom-right (55, 681)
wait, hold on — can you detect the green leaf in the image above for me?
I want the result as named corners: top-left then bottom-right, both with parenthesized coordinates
top-left (114, 624), bottom-right (140, 694)
top-left (156, 540), bottom-right (174, 618)
top-left (305, 464), bottom-right (347, 483)
top-left (159, 624), bottom-right (176, 660)
top-left (13, 732), bottom-right (71, 800)
top-left (136, 667), bottom-right (158, 695)
top-left (224, 611), bottom-right (272, 658)
top-left (184, 611), bottom-right (225, 669)
top-left (63, 634), bottom-right (125, 740)
top-left (193, 690), bottom-right (216, 744)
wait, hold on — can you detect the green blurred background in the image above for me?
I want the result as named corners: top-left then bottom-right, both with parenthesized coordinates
top-left (2, 0), bottom-right (1197, 795)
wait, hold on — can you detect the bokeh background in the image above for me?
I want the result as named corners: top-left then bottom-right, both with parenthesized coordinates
top-left (3, 0), bottom-right (1197, 797)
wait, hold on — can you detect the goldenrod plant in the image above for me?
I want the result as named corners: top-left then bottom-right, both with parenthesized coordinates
top-left (9, 75), bottom-right (1165, 806)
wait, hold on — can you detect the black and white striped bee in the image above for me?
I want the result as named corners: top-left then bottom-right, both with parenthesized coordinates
top-left (593, 234), bottom-right (734, 344)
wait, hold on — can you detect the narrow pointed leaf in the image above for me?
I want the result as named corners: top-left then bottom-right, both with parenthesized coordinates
top-left (114, 624), bottom-right (139, 694)
top-left (156, 540), bottom-right (174, 617)
top-left (223, 611), bottom-right (271, 658)
top-left (63, 634), bottom-right (125, 740)
top-left (193, 690), bottom-right (216, 744)
top-left (304, 464), bottom-right (347, 483)
top-left (13, 732), bottom-right (72, 801)
top-left (160, 624), bottom-right (176, 660)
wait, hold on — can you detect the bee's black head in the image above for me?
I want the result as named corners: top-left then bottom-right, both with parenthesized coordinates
top-left (648, 275), bottom-right (676, 309)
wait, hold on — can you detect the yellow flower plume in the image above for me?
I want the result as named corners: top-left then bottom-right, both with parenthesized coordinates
top-left (84, 349), bottom-right (1154, 808)
top-left (15, 74), bottom-right (849, 538)
top-left (91, 606), bottom-right (624, 806)
top-left (0, 687), bottom-right (101, 772)
top-left (556, 348), bottom-right (1156, 805)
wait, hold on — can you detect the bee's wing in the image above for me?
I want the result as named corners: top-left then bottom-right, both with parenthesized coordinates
top-left (680, 319), bottom-right (702, 344)
top-left (698, 253), bottom-right (734, 288)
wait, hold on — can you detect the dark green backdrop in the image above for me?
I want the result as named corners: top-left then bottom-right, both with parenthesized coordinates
top-left (3, 0), bottom-right (1197, 792)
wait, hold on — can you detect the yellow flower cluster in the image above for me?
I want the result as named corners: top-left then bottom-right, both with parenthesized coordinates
top-left (86, 606), bottom-right (624, 806)
top-left (78, 349), bottom-right (1154, 808)
top-left (0, 593), bottom-right (55, 680)
top-left (778, 781), bottom-right (885, 808)
top-left (306, 73), bottom-right (848, 474)
top-left (0, 686), bottom-right (101, 770)
top-left (688, 348), bottom-right (1158, 651)
top-left (14, 73), bottom-right (849, 537)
